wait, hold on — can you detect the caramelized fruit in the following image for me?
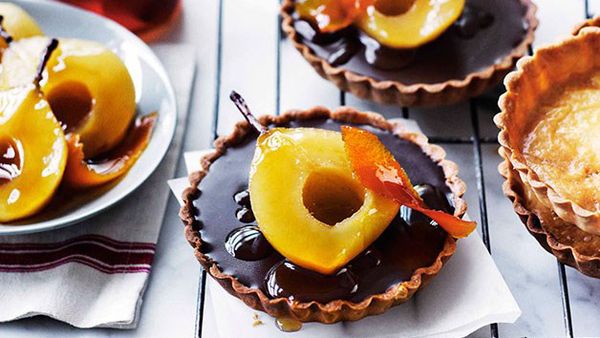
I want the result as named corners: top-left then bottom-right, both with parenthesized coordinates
top-left (248, 127), bottom-right (399, 275)
top-left (341, 126), bottom-right (475, 238)
top-left (0, 86), bottom-right (67, 222)
top-left (356, 0), bottom-right (465, 48)
top-left (0, 36), bottom-right (136, 158)
top-left (63, 113), bottom-right (156, 188)
top-left (0, 3), bottom-right (43, 49)
top-left (295, 0), bottom-right (368, 33)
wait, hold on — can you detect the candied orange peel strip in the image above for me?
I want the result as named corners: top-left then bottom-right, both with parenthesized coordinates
top-left (63, 113), bottom-right (157, 188)
top-left (341, 126), bottom-right (476, 238)
top-left (295, 0), bottom-right (373, 33)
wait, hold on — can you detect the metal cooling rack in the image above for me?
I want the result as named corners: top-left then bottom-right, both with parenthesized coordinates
top-left (195, 2), bottom-right (596, 337)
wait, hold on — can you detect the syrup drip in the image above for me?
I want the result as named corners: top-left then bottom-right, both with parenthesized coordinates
top-left (225, 225), bottom-right (273, 261)
top-left (275, 317), bottom-right (303, 332)
top-left (85, 114), bottom-right (155, 170)
top-left (0, 138), bottom-right (22, 184)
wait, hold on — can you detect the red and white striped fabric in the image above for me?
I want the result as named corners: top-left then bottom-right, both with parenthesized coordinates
top-left (0, 156), bottom-right (173, 329)
top-left (0, 235), bottom-right (155, 274)
top-left (0, 45), bottom-right (191, 329)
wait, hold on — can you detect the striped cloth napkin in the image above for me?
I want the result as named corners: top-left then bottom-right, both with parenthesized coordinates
top-left (0, 44), bottom-right (194, 329)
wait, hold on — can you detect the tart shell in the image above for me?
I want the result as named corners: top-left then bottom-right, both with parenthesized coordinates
top-left (180, 107), bottom-right (469, 323)
top-left (496, 22), bottom-right (600, 235)
top-left (280, 0), bottom-right (538, 107)
top-left (499, 150), bottom-right (600, 278)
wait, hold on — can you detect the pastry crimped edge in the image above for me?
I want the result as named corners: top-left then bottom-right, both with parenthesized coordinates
top-left (180, 106), bottom-right (469, 323)
top-left (498, 149), bottom-right (600, 278)
top-left (496, 23), bottom-right (600, 235)
top-left (280, 0), bottom-right (538, 107)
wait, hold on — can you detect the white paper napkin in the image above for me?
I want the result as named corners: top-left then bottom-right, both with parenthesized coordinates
top-left (168, 118), bottom-right (521, 337)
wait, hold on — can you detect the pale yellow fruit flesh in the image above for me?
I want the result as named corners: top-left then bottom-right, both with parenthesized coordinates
top-left (0, 86), bottom-right (67, 222)
top-left (0, 37), bottom-right (136, 158)
top-left (249, 128), bottom-right (400, 275)
top-left (356, 0), bottom-right (465, 49)
top-left (0, 2), bottom-right (43, 49)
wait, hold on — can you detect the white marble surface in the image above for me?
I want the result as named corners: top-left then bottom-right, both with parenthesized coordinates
top-left (1, 0), bottom-right (600, 337)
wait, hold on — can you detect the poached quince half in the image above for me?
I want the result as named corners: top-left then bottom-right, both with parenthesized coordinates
top-left (249, 128), bottom-right (400, 275)
top-left (0, 36), bottom-right (136, 158)
top-left (296, 0), bottom-right (465, 49)
top-left (0, 85), bottom-right (67, 222)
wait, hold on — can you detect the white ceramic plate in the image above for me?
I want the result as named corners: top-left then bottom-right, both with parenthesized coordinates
top-left (0, 0), bottom-right (176, 235)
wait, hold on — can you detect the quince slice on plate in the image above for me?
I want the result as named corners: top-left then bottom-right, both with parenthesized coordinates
top-left (0, 86), bottom-right (67, 222)
top-left (0, 2), bottom-right (43, 49)
top-left (249, 128), bottom-right (399, 275)
top-left (64, 113), bottom-right (157, 189)
top-left (356, 0), bottom-right (465, 49)
top-left (0, 36), bottom-right (136, 158)
top-left (341, 126), bottom-right (476, 238)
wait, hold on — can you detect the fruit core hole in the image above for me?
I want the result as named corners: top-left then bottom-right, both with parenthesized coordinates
top-left (374, 0), bottom-right (416, 16)
top-left (46, 81), bottom-right (93, 133)
top-left (302, 169), bottom-right (365, 226)
top-left (0, 138), bottom-right (22, 184)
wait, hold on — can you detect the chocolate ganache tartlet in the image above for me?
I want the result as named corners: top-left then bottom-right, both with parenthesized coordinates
top-left (180, 104), bottom-right (474, 323)
top-left (281, 0), bottom-right (538, 107)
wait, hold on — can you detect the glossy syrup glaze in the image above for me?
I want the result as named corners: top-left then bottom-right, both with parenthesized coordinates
top-left (193, 119), bottom-right (453, 303)
top-left (292, 0), bottom-right (529, 84)
top-left (0, 138), bottom-right (21, 184)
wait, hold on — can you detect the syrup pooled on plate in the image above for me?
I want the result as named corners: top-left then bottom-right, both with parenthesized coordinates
top-left (275, 317), bottom-right (303, 333)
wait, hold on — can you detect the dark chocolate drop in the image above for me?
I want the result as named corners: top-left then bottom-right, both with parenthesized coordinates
top-left (233, 190), bottom-right (251, 207)
top-left (225, 225), bottom-right (273, 261)
top-left (236, 207), bottom-right (255, 223)
top-left (265, 261), bottom-right (358, 302)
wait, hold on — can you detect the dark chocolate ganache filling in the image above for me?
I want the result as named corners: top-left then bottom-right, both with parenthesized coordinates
top-left (193, 118), bottom-right (453, 303)
top-left (291, 0), bottom-right (530, 84)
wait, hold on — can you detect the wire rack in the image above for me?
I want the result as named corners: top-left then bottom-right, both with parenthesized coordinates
top-left (195, 1), bottom-right (596, 337)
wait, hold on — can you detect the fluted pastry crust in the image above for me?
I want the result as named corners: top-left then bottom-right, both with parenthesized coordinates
top-left (180, 106), bottom-right (468, 323)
